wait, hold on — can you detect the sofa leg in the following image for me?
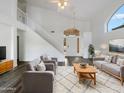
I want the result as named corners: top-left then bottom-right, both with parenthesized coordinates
top-left (121, 78), bottom-right (123, 85)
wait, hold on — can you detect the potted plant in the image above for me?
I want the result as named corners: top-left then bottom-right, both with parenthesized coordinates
top-left (88, 44), bottom-right (95, 65)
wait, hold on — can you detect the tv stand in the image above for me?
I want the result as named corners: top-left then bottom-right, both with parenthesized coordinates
top-left (0, 60), bottom-right (13, 74)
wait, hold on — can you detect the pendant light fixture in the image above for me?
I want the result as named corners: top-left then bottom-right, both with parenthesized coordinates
top-left (64, 10), bottom-right (80, 53)
top-left (58, 0), bottom-right (68, 9)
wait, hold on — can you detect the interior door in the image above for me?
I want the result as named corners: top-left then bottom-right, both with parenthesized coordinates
top-left (66, 37), bottom-right (78, 56)
top-left (17, 36), bottom-right (19, 62)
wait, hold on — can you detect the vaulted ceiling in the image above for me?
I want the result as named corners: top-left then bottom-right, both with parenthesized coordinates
top-left (27, 0), bottom-right (115, 20)
top-left (25, 0), bottom-right (119, 53)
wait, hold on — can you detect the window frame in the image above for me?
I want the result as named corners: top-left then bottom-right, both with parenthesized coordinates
top-left (107, 4), bottom-right (124, 32)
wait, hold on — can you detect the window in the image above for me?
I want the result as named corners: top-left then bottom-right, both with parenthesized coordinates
top-left (108, 5), bottom-right (124, 32)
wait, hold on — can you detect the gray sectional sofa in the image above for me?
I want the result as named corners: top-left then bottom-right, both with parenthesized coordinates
top-left (93, 56), bottom-right (124, 85)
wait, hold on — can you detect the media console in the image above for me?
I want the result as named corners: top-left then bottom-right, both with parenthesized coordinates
top-left (0, 60), bottom-right (13, 74)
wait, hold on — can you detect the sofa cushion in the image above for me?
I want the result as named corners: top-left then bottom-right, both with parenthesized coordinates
top-left (26, 58), bottom-right (41, 71)
top-left (117, 58), bottom-right (124, 66)
top-left (111, 55), bottom-right (118, 64)
top-left (93, 61), bottom-right (108, 69)
top-left (40, 55), bottom-right (50, 61)
top-left (51, 57), bottom-right (58, 62)
top-left (26, 63), bottom-right (35, 71)
top-left (102, 63), bottom-right (120, 76)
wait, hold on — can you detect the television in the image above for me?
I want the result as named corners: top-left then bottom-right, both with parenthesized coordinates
top-left (0, 46), bottom-right (6, 60)
top-left (109, 39), bottom-right (124, 53)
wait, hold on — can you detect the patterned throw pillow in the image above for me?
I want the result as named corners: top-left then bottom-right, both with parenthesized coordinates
top-left (36, 61), bottom-right (46, 71)
top-left (105, 55), bottom-right (112, 63)
top-left (117, 58), bottom-right (124, 66)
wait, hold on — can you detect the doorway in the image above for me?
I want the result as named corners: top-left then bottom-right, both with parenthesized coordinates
top-left (17, 36), bottom-right (20, 65)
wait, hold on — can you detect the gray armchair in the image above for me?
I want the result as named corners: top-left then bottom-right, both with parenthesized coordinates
top-left (44, 61), bottom-right (57, 74)
top-left (22, 62), bottom-right (55, 93)
top-left (51, 57), bottom-right (58, 63)
top-left (44, 60), bottom-right (57, 68)
top-left (23, 71), bottom-right (54, 93)
top-left (40, 56), bottom-right (58, 66)
top-left (40, 56), bottom-right (58, 74)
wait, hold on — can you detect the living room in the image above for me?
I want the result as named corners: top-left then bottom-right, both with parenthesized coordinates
top-left (0, 0), bottom-right (124, 93)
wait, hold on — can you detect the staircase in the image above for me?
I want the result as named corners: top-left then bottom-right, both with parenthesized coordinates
top-left (17, 8), bottom-right (64, 53)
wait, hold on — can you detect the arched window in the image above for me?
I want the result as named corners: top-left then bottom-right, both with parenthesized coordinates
top-left (108, 5), bottom-right (124, 32)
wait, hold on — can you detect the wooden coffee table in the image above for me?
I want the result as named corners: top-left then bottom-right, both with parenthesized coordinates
top-left (73, 63), bottom-right (97, 85)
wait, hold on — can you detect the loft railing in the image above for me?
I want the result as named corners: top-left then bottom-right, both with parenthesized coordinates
top-left (17, 8), bottom-right (27, 24)
top-left (17, 8), bottom-right (38, 31)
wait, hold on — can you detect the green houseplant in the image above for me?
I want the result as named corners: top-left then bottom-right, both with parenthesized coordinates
top-left (88, 44), bottom-right (95, 58)
top-left (88, 44), bottom-right (95, 65)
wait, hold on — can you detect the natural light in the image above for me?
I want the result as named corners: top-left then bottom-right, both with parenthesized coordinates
top-left (108, 5), bottom-right (124, 32)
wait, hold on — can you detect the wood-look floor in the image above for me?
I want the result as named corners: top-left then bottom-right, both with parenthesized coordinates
top-left (0, 63), bottom-right (26, 93)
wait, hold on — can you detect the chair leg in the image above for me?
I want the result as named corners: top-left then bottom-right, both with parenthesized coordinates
top-left (121, 78), bottom-right (123, 86)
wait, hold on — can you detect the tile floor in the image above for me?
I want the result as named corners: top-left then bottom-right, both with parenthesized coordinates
top-left (0, 65), bottom-right (124, 93)
top-left (54, 66), bottom-right (124, 93)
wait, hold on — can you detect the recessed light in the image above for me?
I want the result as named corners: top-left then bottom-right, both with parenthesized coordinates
top-left (51, 31), bottom-right (55, 33)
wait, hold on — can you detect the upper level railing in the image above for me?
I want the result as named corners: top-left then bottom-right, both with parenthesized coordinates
top-left (17, 8), bottom-right (27, 24)
top-left (17, 8), bottom-right (38, 31)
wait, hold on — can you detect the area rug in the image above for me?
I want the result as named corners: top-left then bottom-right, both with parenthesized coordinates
top-left (54, 66), bottom-right (124, 93)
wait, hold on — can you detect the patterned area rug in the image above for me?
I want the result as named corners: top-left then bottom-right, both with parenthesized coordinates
top-left (54, 66), bottom-right (124, 93)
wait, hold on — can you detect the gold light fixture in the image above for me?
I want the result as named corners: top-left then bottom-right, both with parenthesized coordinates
top-left (58, 0), bottom-right (68, 9)
top-left (64, 28), bottom-right (80, 36)
top-left (63, 11), bottom-right (80, 53)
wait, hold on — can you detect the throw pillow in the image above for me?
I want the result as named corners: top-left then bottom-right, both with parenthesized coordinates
top-left (47, 56), bottom-right (51, 60)
top-left (40, 55), bottom-right (49, 61)
top-left (105, 56), bottom-right (109, 61)
top-left (117, 58), bottom-right (124, 66)
top-left (26, 63), bottom-right (35, 71)
top-left (105, 55), bottom-right (112, 63)
top-left (111, 55), bottom-right (118, 64)
top-left (36, 61), bottom-right (46, 71)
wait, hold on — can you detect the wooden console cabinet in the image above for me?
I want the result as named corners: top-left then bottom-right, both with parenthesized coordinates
top-left (0, 60), bottom-right (13, 74)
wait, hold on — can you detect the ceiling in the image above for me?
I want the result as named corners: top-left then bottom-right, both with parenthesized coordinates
top-left (27, 0), bottom-right (116, 20)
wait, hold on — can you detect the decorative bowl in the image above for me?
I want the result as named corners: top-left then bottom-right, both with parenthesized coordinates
top-left (80, 63), bottom-right (87, 68)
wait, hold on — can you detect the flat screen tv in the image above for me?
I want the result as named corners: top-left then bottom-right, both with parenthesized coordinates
top-left (0, 46), bottom-right (6, 60)
top-left (109, 39), bottom-right (124, 53)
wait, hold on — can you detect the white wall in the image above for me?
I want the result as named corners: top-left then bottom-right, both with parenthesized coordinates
top-left (17, 29), bottom-right (64, 61)
top-left (0, 0), bottom-right (17, 67)
top-left (27, 5), bottom-right (91, 57)
top-left (0, 24), bottom-right (12, 59)
top-left (83, 32), bottom-right (92, 58)
top-left (92, 0), bottom-right (124, 53)
top-left (17, 29), bottom-right (25, 61)
top-left (0, 0), bottom-right (14, 17)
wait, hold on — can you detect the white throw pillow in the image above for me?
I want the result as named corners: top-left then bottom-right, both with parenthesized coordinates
top-left (105, 56), bottom-right (109, 61)
top-left (36, 61), bottom-right (46, 71)
top-left (47, 56), bottom-right (51, 60)
top-left (117, 58), bottom-right (124, 66)
top-left (105, 55), bottom-right (112, 63)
